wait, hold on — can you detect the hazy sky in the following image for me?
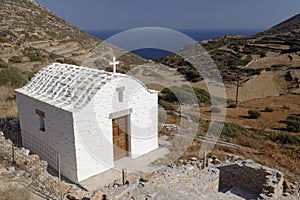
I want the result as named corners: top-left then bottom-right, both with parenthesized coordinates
top-left (35, 0), bottom-right (300, 30)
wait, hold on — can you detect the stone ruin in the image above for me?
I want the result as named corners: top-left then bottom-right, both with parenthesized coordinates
top-left (216, 160), bottom-right (284, 199)
top-left (99, 158), bottom-right (291, 200)
top-left (0, 131), bottom-right (88, 199)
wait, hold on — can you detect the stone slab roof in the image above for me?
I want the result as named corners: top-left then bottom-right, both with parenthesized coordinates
top-left (16, 63), bottom-right (123, 112)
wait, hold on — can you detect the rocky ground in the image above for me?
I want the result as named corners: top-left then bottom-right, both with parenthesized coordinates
top-left (97, 157), bottom-right (300, 200)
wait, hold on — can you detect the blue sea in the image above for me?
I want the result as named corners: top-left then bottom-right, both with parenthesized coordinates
top-left (86, 29), bottom-right (262, 60)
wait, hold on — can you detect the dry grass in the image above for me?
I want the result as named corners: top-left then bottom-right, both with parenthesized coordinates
top-left (0, 86), bottom-right (18, 118)
top-left (199, 94), bottom-right (300, 130)
top-left (177, 133), bottom-right (300, 182)
top-left (169, 115), bottom-right (300, 182)
top-left (0, 184), bottom-right (32, 200)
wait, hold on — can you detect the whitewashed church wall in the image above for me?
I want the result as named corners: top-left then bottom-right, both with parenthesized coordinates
top-left (16, 92), bottom-right (78, 183)
top-left (73, 99), bottom-right (114, 182)
top-left (96, 77), bottom-right (158, 159)
top-left (73, 76), bottom-right (158, 182)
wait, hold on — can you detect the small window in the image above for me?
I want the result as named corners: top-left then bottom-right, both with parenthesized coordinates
top-left (36, 109), bottom-right (45, 132)
top-left (116, 86), bottom-right (125, 102)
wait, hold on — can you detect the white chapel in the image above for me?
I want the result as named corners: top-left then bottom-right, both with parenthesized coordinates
top-left (15, 62), bottom-right (158, 183)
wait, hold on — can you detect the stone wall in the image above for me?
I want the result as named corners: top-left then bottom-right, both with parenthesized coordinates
top-left (0, 131), bottom-right (89, 199)
top-left (217, 160), bottom-right (284, 199)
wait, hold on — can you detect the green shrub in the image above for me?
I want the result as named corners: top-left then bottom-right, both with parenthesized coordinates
top-left (258, 50), bottom-right (266, 58)
top-left (282, 105), bottom-right (290, 110)
top-left (8, 56), bottom-right (22, 63)
top-left (28, 53), bottom-right (43, 62)
top-left (222, 122), bottom-right (248, 138)
top-left (248, 110), bottom-right (261, 119)
top-left (160, 85), bottom-right (210, 105)
top-left (0, 67), bottom-right (28, 87)
top-left (264, 107), bottom-right (273, 112)
top-left (0, 37), bottom-right (8, 43)
top-left (209, 122), bottom-right (248, 138)
top-left (228, 103), bottom-right (237, 108)
top-left (282, 148), bottom-right (300, 159)
top-left (286, 114), bottom-right (300, 132)
top-left (158, 99), bottom-right (177, 111)
top-left (227, 99), bottom-right (236, 104)
top-left (270, 133), bottom-right (300, 146)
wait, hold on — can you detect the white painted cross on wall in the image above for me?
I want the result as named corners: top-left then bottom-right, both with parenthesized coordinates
top-left (110, 57), bottom-right (120, 74)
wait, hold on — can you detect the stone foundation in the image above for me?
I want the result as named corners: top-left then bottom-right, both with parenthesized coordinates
top-left (216, 160), bottom-right (284, 199)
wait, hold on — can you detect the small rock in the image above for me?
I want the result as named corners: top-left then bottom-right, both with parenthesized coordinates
top-left (211, 159), bottom-right (222, 165)
top-left (189, 157), bottom-right (198, 161)
top-left (6, 166), bottom-right (15, 173)
top-left (114, 178), bottom-right (123, 186)
top-left (66, 194), bottom-right (79, 200)
top-left (107, 182), bottom-right (114, 188)
top-left (90, 190), bottom-right (104, 200)
top-left (16, 170), bottom-right (25, 177)
top-left (141, 172), bottom-right (156, 183)
top-left (167, 163), bottom-right (176, 168)
top-left (126, 175), bottom-right (139, 185)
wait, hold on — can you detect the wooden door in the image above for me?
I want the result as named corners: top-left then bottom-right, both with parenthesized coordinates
top-left (112, 116), bottom-right (129, 161)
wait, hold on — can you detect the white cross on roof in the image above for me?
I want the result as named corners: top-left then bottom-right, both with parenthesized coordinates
top-left (109, 56), bottom-right (120, 74)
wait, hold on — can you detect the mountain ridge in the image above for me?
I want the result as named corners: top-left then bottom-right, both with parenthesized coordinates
top-left (0, 0), bottom-right (147, 118)
top-left (264, 13), bottom-right (300, 34)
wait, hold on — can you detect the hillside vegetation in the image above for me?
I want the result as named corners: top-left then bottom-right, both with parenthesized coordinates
top-left (0, 0), bottom-right (147, 118)
top-left (157, 14), bottom-right (300, 86)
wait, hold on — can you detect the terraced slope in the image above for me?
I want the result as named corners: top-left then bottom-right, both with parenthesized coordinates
top-left (0, 0), bottom-right (147, 118)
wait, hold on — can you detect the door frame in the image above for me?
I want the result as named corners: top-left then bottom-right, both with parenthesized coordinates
top-left (112, 114), bottom-right (131, 161)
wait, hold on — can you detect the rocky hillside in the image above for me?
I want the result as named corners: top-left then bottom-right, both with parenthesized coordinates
top-left (0, 0), bottom-right (146, 118)
top-left (264, 13), bottom-right (300, 35)
top-left (157, 13), bottom-right (300, 85)
top-left (0, 0), bottom-right (99, 68)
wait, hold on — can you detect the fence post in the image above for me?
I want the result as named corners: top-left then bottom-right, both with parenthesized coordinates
top-left (202, 151), bottom-right (207, 169)
top-left (122, 169), bottom-right (126, 185)
top-left (57, 152), bottom-right (62, 200)
top-left (12, 144), bottom-right (15, 164)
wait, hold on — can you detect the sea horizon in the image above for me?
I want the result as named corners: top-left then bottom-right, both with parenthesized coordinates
top-left (86, 29), bottom-right (263, 60)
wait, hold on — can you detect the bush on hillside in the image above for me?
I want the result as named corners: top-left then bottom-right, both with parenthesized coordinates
top-left (248, 110), bottom-right (261, 119)
top-left (209, 122), bottom-right (248, 139)
top-left (227, 103), bottom-right (237, 108)
top-left (264, 107), bottom-right (274, 112)
top-left (0, 67), bottom-right (28, 87)
top-left (8, 56), bottom-right (22, 63)
top-left (158, 99), bottom-right (177, 111)
top-left (270, 133), bottom-right (300, 146)
top-left (160, 85), bottom-right (210, 105)
top-left (286, 114), bottom-right (300, 132)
